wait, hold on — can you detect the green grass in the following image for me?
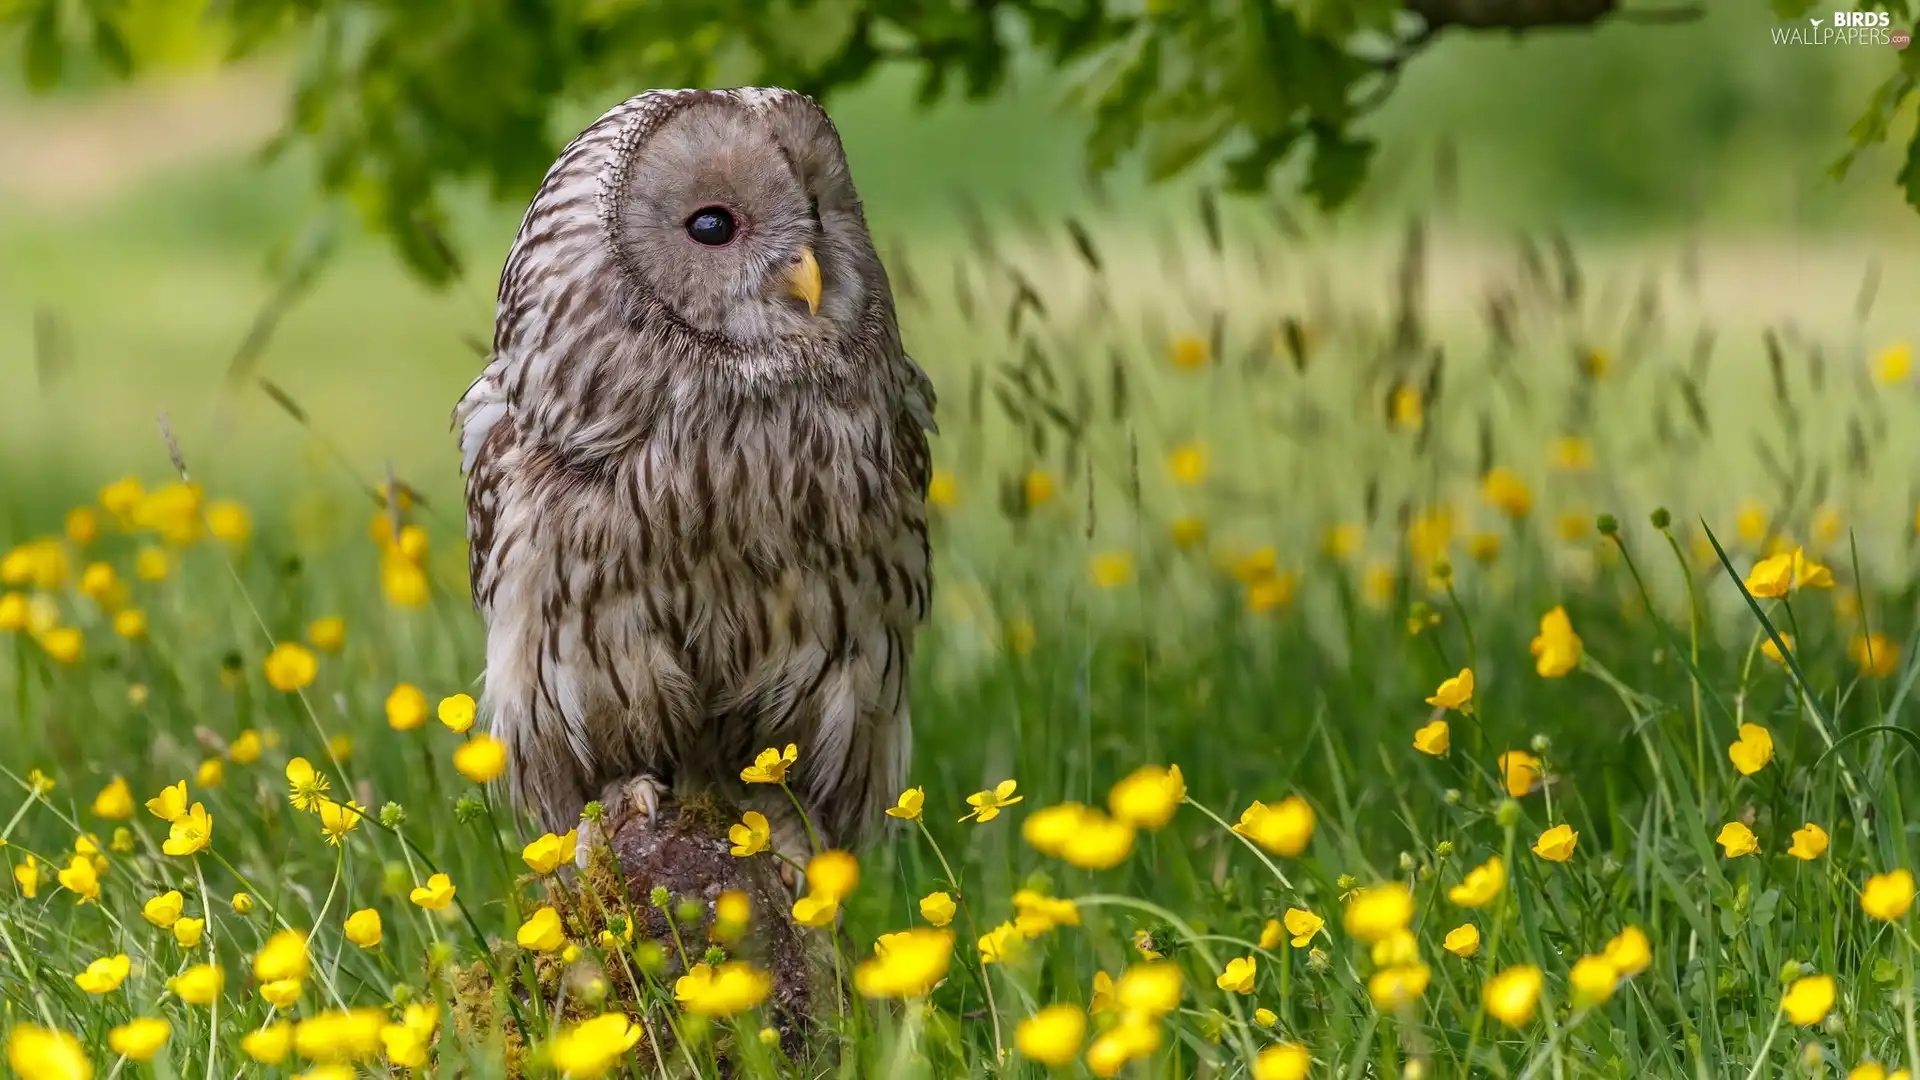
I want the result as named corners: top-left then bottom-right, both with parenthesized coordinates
top-left (5, 205), bottom-right (1920, 1079)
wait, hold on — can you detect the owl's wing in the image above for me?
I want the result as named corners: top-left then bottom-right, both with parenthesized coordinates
top-left (901, 353), bottom-right (938, 436)
top-left (454, 362), bottom-right (514, 612)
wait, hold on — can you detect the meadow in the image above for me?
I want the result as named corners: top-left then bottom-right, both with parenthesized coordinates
top-left (7, 8), bottom-right (1920, 1073)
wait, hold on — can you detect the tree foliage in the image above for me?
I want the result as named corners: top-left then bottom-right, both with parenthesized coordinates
top-left (7, 0), bottom-right (1919, 282)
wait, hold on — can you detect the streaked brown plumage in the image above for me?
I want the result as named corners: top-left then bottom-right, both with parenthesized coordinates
top-left (455, 88), bottom-right (934, 856)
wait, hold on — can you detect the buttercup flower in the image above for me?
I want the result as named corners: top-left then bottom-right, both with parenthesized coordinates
top-left (523, 830), bottom-right (579, 874)
top-left (307, 617), bottom-right (346, 653)
top-left (263, 643), bottom-right (317, 692)
top-left (57, 855), bottom-right (99, 903)
top-left (453, 736), bottom-right (507, 783)
top-left (546, 1014), bottom-right (642, 1080)
top-left (162, 803), bottom-right (212, 856)
top-left (517, 907), bottom-right (567, 952)
top-left (1481, 468), bottom-right (1533, 518)
top-left (437, 694), bottom-right (476, 732)
top-left (168, 964), bottom-right (223, 1006)
top-left (1533, 824), bottom-right (1578, 862)
top-left (1253, 1044), bottom-right (1312, 1080)
top-left (1603, 926), bottom-right (1652, 976)
top-left (1444, 924), bottom-right (1480, 957)
top-left (240, 1023), bottom-right (293, 1065)
top-left (1788, 823), bottom-right (1830, 860)
top-left (1282, 907), bottom-right (1323, 947)
top-left (920, 891), bottom-right (956, 927)
top-left (344, 909), bottom-right (382, 948)
top-left (1427, 667), bottom-right (1474, 711)
top-left (173, 918), bottom-right (205, 948)
top-left (740, 744), bottom-right (798, 784)
top-left (386, 684), bottom-right (429, 731)
top-left (1727, 724), bottom-right (1774, 776)
top-left (1413, 719), bottom-right (1450, 756)
top-left (1015, 1004), bottom-right (1086, 1066)
top-left (1482, 965), bottom-right (1543, 1027)
top-left (317, 799), bottom-right (365, 845)
top-left (1499, 750), bottom-right (1542, 797)
top-left (961, 779), bottom-right (1023, 823)
top-left (285, 758), bottom-right (330, 812)
top-left (885, 787), bottom-right (924, 821)
top-left (1530, 605), bottom-right (1582, 678)
top-left (1449, 856), bottom-right (1506, 908)
top-left (1216, 956), bottom-right (1257, 994)
top-left (74, 954), bottom-right (130, 995)
top-left (728, 811), bottom-right (770, 857)
top-left (1343, 883), bottom-right (1414, 943)
top-left (1716, 821), bottom-right (1758, 858)
top-left (254, 930), bottom-right (310, 984)
top-left (410, 874), bottom-right (456, 911)
top-left (1862, 870), bottom-right (1915, 921)
top-left (1368, 963), bottom-right (1431, 1009)
top-left (1783, 974), bottom-right (1836, 1025)
top-left (145, 780), bottom-right (188, 822)
top-left (1569, 954), bottom-right (1619, 1006)
top-left (674, 961), bottom-right (773, 1016)
top-left (1231, 796), bottom-right (1315, 856)
top-left (143, 891), bottom-right (183, 928)
top-left (90, 777), bottom-right (133, 821)
top-left (852, 928), bottom-right (954, 998)
top-left (7, 1025), bottom-right (91, 1080)
top-left (1851, 633), bottom-right (1900, 678)
top-left (107, 1018), bottom-right (169, 1062)
top-left (1108, 764), bottom-right (1185, 829)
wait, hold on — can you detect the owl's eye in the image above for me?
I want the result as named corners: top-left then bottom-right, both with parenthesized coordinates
top-left (686, 207), bottom-right (737, 246)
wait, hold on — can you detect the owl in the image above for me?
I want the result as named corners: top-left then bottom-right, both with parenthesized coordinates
top-left (455, 88), bottom-right (935, 860)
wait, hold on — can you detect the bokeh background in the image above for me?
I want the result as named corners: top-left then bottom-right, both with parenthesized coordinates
top-left (3, 2), bottom-right (1916, 515)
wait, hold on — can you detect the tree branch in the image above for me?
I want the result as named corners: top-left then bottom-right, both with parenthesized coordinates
top-left (1404, 0), bottom-right (1617, 30)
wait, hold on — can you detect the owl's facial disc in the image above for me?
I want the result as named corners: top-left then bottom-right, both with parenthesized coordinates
top-left (612, 96), bottom-right (869, 352)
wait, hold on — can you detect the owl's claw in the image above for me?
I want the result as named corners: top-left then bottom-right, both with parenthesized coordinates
top-left (576, 773), bottom-right (673, 870)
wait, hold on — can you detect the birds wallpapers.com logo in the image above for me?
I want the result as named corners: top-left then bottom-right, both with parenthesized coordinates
top-left (1770, 10), bottom-right (1908, 48)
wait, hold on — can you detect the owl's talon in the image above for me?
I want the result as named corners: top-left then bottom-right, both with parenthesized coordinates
top-left (600, 773), bottom-right (672, 834)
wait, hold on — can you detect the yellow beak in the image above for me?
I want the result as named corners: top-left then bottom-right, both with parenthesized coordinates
top-left (785, 246), bottom-right (822, 316)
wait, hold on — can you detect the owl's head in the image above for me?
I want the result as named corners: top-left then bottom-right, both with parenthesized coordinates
top-left (604, 89), bottom-right (882, 351)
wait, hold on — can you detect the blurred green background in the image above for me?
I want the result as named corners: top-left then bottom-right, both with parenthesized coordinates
top-left (1, 2), bottom-right (1916, 511)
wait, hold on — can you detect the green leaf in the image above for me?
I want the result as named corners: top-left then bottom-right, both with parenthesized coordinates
top-left (1901, 128), bottom-right (1920, 213)
top-left (1302, 125), bottom-right (1375, 209)
top-left (23, 0), bottom-right (63, 91)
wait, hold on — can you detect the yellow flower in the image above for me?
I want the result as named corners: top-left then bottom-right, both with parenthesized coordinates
top-left (206, 500), bottom-right (253, 545)
top-left (292, 1009), bottom-right (386, 1062)
top-left (1788, 823), bottom-right (1829, 861)
top-left (1448, 856), bottom-right (1506, 908)
top-left (1107, 764), bottom-right (1185, 829)
top-left (792, 893), bottom-right (839, 927)
top-left (1171, 516), bottom-right (1208, 550)
top-left (13, 855), bottom-right (41, 898)
top-left (1736, 501), bottom-right (1769, 545)
top-left (1089, 970), bottom-right (1117, 1014)
top-left (133, 547), bottom-right (170, 583)
top-left (1170, 334), bottom-right (1209, 370)
top-left (1011, 891), bottom-right (1079, 938)
top-left (1532, 824), bottom-right (1577, 863)
top-left (1467, 530), bottom-right (1502, 564)
top-left (1024, 469), bottom-right (1058, 508)
top-left (1216, 955), bottom-right (1257, 994)
top-left (437, 693), bottom-right (476, 732)
top-left (1482, 965), bottom-right (1543, 1027)
top-left (1550, 436), bottom-right (1593, 471)
top-left (1875, 340), bottom-right (1913, 384)
top-left (1568, 954), bottom-right (1619, 1006)
top-left (6, 1024), bottom-right (92, 1080)
top-left (976, 922), bottom-right (1025, 965)
top-left (1246, 572), bottom-right (1298, 615)
top-left (1085, 1015), bottom-right (1163, 1077)
top-left (231, 892), bottom-right (255, 914)
top-left (711, 891), bottom-right (751, 943)
top-left (77, 563), bottom-right (116, 603)
top-left (1014, 1004), bottom-right (1086, 1066)
top-left (1849, 1063), bottom-right (1914, 1080)
top-left (1343, 883), bottom-right (1414, 943)
top-left (1761, 634), bottom-right (1793, 665)
top-left (886, 786), bottom-right (924, 821)
top-left (307, 617), bottom-right (346, 654)
top-left (1603, 926), bottom-right (1652, 976)
top-left (546, 1014), bottom-right (642, 1080)
top-left (674, 961), bottom-right (773, 1015)
top-left (1717, 821), bottom-right (1758, 858)
top-left (1371, 928), bottom-right (1419, 967)
top-left (1499, 750), bottom-right (1543, 797)
top-left (173, 917), bottom-right (205, 948)
top-left (1089, 551), bottom-right (1134, 589)
top-left (382, 683), bottom-right (429, 731)
top-left (228, 729), bottom-right (262, 765)
top-left (344, 909), bottom-right (382, 948)
top-left (1253, 1044), bottom-right (1312, 1080)
top-left (517, 907), bottom-right (567, 952)
top-left (1852, 632), bottom-right (1901, 678)
top-left (65, 508), bottom-right (100, 546)
top-left (962, 779), bottom-right (1024, 823)
top-left (285, 757), bottom-right (330, 811)
top-left (1425, 667), bottom-right (1474, 711)
top-left (1230, 795), bottom-right (1315, 856)
top-left (1444, 924), bottom-right (1480, 957)
top-left (1390, 385), bottom-right (1423, 430)
top-left (1022, 802), bottom-right (1089, 856)
top-left (1783, 974), bottom-right (1836, 1025)
top-left (263, 643), bottom-right (317, 692)
top-left (523, 830), bottom-right (579, 875)
top-left (805, 850), bottom-right (860, 901)
top-left (74, 954), bottom-right (130, 994)
top-left (381, 552), bottom-right (431, 608)
top-left (254, 929), bottom-right (310, 984)
top-left (1115, 962), bottom-right (1183, 1015)
top-left (57, 855), bottom-right (99, 903)
top-left (740, 743), bottom-right (798, 784)
top-left (162, 802), bottom-right (212, 856)
top-left (1480, 467), bottom-right (1533, 518)
top-left (453, 736), bottom-right (508, 783)
top-left (145, 780), bottom-right (188, 822)
top-left (1529, 605), bottom-right (1582, 678)
top-left (409, 873), bottom-right (456, 911)
top-left (40, 628), bottom-right (83, 665)
top-left (168, 963), bottom-right (223, 1006)
top-left (1368, 963), bottom-right (1431, 1009)
top-left (239, 1022), bottom-right (293, 1065)
top-left (1004, 616), bottom-right (1037, 656)
top-left (1167, 443), bottom-right (1209, 486)
top-left (257, 978), bottom-right (301, 1007)
top-left (1282, 908), bottom-right (1323, 947)
top-left (853, 928), bottom-right (955, 998)
top-left (195, 758), bottom-right (224, 788)
top-left (107, 1018), bottom-right (169, 1062)
top-left (920, 891), bottom-right (956, 927)
top-left (728, 811), bottom-right (770, 857)
top-left (926, 469), bottom-right (958, 509)
top-left (1724, 728), bottom-right (1772, 786)
top-left (1862, 870), bottom-right (1916, 921)
top-left (1058, 810), bottom-right (1136, 869)
top-left (1413, 719), bottom-right (1450, 756)
top-left (90, 777), bottom-right (133, 821)
top-left (1252, 1007), bottom-right (1278, 1029)
top-left (143, 890), bottom-right (184, 928)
